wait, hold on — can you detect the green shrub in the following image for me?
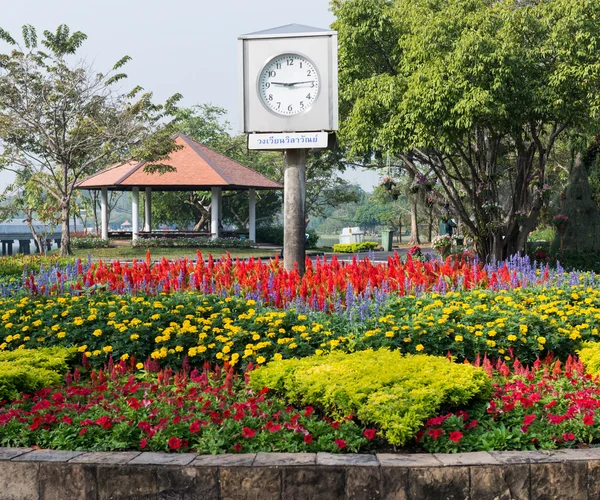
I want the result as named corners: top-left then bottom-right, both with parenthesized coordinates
top-left (0, 255), bottom-right (76, 279)
top-left (249, 350), bottom-right (491, 446)
top-left (578, 342), bottom-right (600, 375)
top-left (71, 237), bottom-right (111, 249)
top-left (0, 347), bottom-right (76, 401)
top-left (528, 226), bottom-right (555, 242)
top-left (333, 241), bottom-right (379, 253)
top-left (132, 237), bottom-right (252, 249)
top-left (256, 225), bottom-right (284, 245)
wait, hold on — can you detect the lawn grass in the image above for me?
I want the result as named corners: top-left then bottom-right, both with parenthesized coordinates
top-left (57, 247), bottom-right (279, 261)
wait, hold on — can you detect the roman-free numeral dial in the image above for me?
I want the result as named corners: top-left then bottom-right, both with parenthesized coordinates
top-left (258, 54), bottom-right (320, 116)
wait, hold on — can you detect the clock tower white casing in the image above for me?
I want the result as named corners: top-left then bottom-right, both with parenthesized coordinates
top-left (238, 24), bottom-right (338, 134)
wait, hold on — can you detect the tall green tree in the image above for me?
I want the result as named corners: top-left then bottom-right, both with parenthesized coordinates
top-left (0, 25), bottom-right (181, 255)
top-left (333, 0), bottom-right (600, 259)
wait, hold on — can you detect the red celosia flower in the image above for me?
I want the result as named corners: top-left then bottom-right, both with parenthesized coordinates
top-left (242, 427), bottom-right (256, 439)
top-left (335, 439), bottom-right (346, 449)
top-left (168, 437), bottom-right (182, 450)
top-left (363, 429), bottom-right (377, 440)
top-left (427, 428), bottom-right (444, 440)
top-left (449, 431), bottom-right (463, 443)
top-left (584, 415), bottom-right (595, 426)
top-left (304, 434), bottom-right (313, 444)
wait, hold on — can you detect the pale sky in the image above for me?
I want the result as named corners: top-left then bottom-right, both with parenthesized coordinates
top-left (0, 0), bottom-right (379, 191)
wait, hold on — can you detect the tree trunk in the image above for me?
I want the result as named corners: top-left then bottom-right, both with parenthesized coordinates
top-left (193, 215), bottom-right (208, 232)
top-left (60, 197), bottom-right (71, 256)
top-left (408, 193), bottom-right (420, 245)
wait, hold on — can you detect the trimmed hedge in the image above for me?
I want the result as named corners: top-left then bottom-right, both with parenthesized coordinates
top-left (132, 237), bottom-right (252, 249)
top-left (333, 241), bottom-right (379, 253)
top-left (0, 347), bottom-right (76, 401)
top-left (71, 237), bottom-right (110, 249)
top-left (249, 349), bottom-right (491, 446)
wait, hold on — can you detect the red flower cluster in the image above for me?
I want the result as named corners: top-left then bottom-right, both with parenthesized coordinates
top-left (0, 361), bottom-right (372, 454)
top-left (25, 251), bottom-right (541, 310)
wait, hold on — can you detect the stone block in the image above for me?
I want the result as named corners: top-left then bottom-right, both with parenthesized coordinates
top-left (12, 449), bottom-right (83, 462)
top-left (128, 452), bottom-right (196, 466)
top-left (39, 463), bottom-right (97, 500)
top-left (346, 466), bottom-right (381, 500)
top-left (156, 466), bottom-right (219, 500)
top-left (380, 467), bottom-right (408, 500)
top-left (192, 453), bottom-right (255, 467)
top-left (435, 452), bottom-right (499, 467)
top-left (408, 466), bottom-right (469, 500)
top-left (530, 462), bottom-right (587, 500)
top-left (491, 450), bottom-right (563, 464)
top-left (96, 465), bottom-right (157, 500)
top-left (377, 454), bottom-right (441, 468)
top-left (219, 466), bottom-right (281, 500)
top-left (283, 467), bottom-right (345, 500)
top-left (0, 461), bottom-right (39, 500)
top-left (470, 464), bottom-right (529, 500)
top-left (70, 451), bottom-right (141, 464)
top-left (317, 453), bottom-right (378, 467)
top-left (0, 447), bottom-right (33, 460)
top-left (253, 452), bottom-right (315, 466)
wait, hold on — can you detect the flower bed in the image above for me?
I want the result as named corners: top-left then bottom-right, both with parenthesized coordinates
top-left (0, 361), bottom-right (373, 454)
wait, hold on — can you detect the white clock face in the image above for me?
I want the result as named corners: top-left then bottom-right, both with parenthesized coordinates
top-left (258, 54), bottom-right (320, 116)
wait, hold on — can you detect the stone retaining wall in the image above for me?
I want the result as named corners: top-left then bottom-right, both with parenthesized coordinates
top-left (1, 447), bottom-right (599, 499)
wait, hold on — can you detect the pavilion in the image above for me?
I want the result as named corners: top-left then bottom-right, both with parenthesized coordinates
top-left (76, 134), bottom-right (283, 242)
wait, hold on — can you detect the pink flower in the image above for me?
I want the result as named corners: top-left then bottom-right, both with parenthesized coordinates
top-left (242, 427), bottom-right (256, 439)
top-left (168, 437), bottom-right (182, 450)
top-left (427, 428), bottom-right (444, 440)
top-left (363, 429), bottom-right (377, 440)
top-left (449, 431), bottom-right (463, 443)
top-left (140, 438), bottom-right (147, 449)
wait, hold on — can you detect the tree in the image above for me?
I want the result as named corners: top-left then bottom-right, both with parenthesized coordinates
top-left (0, 25), bottom-right (181, 255)
top-left (333, 0), bottom-right (600, 260)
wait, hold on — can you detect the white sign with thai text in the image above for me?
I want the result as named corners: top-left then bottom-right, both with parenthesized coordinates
top-left (248, 132), bottom-right (329, 150)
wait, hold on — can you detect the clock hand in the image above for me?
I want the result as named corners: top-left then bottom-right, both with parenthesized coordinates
top-left (270, 81), bottom-right (292, 87)
top-left (288, 81), bottom-right (315, 86)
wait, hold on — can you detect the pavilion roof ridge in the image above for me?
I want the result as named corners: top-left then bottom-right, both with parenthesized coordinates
top-left (179, 134), bottom-right (283, 188)
top-left (176, 134), bottom-right (234, 185)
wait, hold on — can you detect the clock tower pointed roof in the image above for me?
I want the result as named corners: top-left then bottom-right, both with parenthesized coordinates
top-left (239, 24), bottom-right (335, 39)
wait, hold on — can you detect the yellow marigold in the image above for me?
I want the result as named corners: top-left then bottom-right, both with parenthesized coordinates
top-left (256, 356), bottom-right (266, 364)
top-left (455, 336), bottom-right (463, 342)
top-left (537, 336), bottom-right (546, 345)
top-left (416, 344), bottom-right (424, 351)
top-left (136, 362), bottom-right (144, 370)
top-left (103, 346), bottom-right (113, 353)
top-left (130, 334), bottom-right (139, 341)
top-left (57, 332), bottom-right (66, 339)
top-left (273, 353), bottom-right (283, 361)
top-left (519, 325), bottom-right (528, 334)
top-left (507, 335), bottom-right (517, 342)
top-left (93, 329), bottom-right (103, 337)
top-left (120, 353), bottom-right (129, 361)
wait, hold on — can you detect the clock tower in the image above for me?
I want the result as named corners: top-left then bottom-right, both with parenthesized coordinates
top-left (239, 24), bottom-right (338, 274)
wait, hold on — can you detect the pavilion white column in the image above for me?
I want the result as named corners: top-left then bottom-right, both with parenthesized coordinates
top-left (100, 188), bottom-right (109, 240)
top-left (248, 189), bottom-right (256, 242)
top-left (132, 187), bottom-right (139, 241)
top-left (211, 187), bottom-right (221, 239)
top-left (144, 187), bottom-right (152, 232)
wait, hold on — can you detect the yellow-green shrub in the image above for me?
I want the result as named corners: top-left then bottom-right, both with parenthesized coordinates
top-left (578, 342), bottom-right (600, 375)
top-left (0, 347), bottom-right (76, 401)
top-left (332, 241), bottom-right (378, 253)
top-left (249, 349), bottom-right (491, 446)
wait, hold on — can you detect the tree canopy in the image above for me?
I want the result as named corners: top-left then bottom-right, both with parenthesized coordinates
top-left (0, 25), bottom-right (181, 254)
top-left (333, 0), bottom-right (600, 259)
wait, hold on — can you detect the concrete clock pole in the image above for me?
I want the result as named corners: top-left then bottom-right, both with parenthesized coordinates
top-left (239, 24), bottom-right (338, 274)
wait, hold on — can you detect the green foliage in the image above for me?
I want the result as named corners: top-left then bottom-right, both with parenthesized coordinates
top-left (256, 225), bottom-right (284, 246)
top-left (578, 343), bottom-right (600, 375)
top-left (131, 237), bottom-right (252, 249)
top-left (71, 237), bottom-right (110, 249)
top-left (528, 227), bottom-right (556, 242)
top-left (333, 241), bottom-right (378, 253)
top-left (0, 255), bottom-right (76, 278)
top-left (0, 347), bottom-right (76, 401)
top-left (249, 350), bottom-right (491, 446)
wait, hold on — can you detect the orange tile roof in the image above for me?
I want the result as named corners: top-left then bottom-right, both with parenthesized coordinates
top-left (76, 135), bottom-right (283, 191)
